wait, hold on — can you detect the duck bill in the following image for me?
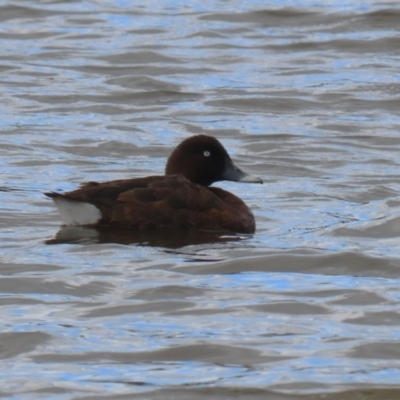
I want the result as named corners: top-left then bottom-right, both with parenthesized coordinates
top-left (221, 159), bottom-right (263, 184)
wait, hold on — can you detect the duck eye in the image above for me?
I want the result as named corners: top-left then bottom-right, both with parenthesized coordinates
top-left (203, 150), bottom-right (211, 157)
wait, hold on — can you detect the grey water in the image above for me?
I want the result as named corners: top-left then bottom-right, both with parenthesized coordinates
top-left (1, 0), bottom-right (400, 398)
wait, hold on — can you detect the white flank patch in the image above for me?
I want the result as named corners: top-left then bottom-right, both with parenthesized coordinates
top-left (53, 198), bottom-right (102, 226)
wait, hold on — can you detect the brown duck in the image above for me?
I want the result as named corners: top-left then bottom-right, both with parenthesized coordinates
top-left (45, 135), bottom-right (262, 233)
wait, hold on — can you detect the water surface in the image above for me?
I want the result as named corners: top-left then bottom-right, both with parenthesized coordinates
top-left (1, 0), bottom-right (400, 398)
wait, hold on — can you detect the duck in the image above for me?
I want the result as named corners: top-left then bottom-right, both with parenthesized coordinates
top-left (45, 135), bottom-right (262, 233)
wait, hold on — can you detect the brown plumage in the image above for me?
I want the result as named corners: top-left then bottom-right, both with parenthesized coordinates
top-left (45, 135), bottom-right (262, 233)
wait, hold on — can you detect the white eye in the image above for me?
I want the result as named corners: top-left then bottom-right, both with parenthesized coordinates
top-left (203, 150), bottom-right (211, 157)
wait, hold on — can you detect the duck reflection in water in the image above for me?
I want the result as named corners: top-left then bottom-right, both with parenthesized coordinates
top-left (45, 135), bottom-right (262, 246)
top-left (46, 225), bottom-right (247, 248)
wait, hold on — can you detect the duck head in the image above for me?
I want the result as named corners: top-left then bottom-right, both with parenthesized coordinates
top-left (165, 135), bottom-right (263, 186)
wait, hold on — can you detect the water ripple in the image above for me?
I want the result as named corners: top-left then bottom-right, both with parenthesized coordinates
top-left (1, 0), bottom-right (400, 398)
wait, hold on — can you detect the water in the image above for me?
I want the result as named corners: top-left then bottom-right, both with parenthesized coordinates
top-left (1, 0), bottom-right (400, 398)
